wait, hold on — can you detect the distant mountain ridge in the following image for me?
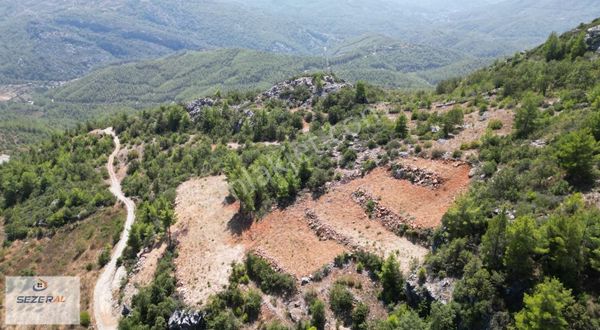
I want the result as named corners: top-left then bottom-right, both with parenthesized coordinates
top-left (2, 0), bottom-right (600, 83)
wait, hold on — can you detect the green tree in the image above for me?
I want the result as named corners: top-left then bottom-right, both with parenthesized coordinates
top-left (570, 32), bottom-right (587, 60)
top-left (376, 304), bottom-right (428, 330)
top-left (480, 213), bottom-right (508, 270)
top-left (504, 216), bottom-right (540, 281)
top-left (452, 258), bottom-right (496, 329)
top-left (442, 107), bottom-right (464, 137)
top-left (310, 299), bottom-right (326, 330)
top-left (515, 93), bottom-right (541, 138)
top-left (395, 114), bottom-right (409, 138)
top-left (379, 254), bottom-right (404, 305)
top-left (80, 311), bottom-right (91, 327)
top-left (159, 206), bottom-right (175, 247)
top-left (541, 195), bottom-right (586, 288)
top-left (515, 278), bottom-right (575, 330)
top-left (554, 128), bottom-right (597, 183)
top-left (329, 284), bottom-right (354, 320)
top-left (356, 81), bottom-right (368, 104)
top-left (544, 32), bottom-right (565, 61)
top-left (429, 302), bottom-right (457, 330)
top-left (351, 302), bottom-right (370, 330)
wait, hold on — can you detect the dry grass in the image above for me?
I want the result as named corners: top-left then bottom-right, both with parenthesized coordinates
top-left (0, 207), bottom-right (125, 328)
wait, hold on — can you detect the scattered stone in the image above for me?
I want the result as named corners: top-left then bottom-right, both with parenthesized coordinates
top-left (530, 139), bottom-right (546, 148)
top-left (468, 167), bottom-right (478, 178)
top-left (0, 154), bottom-right (9, 165)
top-left (391, 163), bottom-right (444, 189)
top-left (304, 209), bottom-right (359, 250)
top-left (301, 277), bottom-right (312, 285)
top-left (406, 274), bottom-right (456, 305)
top-left (351, 189), bottom-right (428, 239)
top-left (435, 101), bottom-right (456, 108)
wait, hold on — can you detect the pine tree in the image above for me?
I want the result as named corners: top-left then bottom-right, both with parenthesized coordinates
top-left (544, 32), bottom-right (564, 61)
top-left (570, 32), bottom-right (587, 60)
top-left (395, 114), bottom-right (408, 138)
top-left (515, 278), bottom-right (575, 330)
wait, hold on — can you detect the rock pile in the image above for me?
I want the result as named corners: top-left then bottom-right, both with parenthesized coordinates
top-left (391, 163), bottom-right (444, 189)
top-left (251, 248), bottom-right (287, 274)
top-left (258, 75), bottom-right (350, 107)
top-left (351, 189), bottom-right (417, 232)
top-left (304, 209), bottom-right (359, 250)
top-left (586, 25), bottom-right (600, 53)
top-left (185, 97), bottom-right (217, 118)
top-left (167, 310), bottom-right (206, 330)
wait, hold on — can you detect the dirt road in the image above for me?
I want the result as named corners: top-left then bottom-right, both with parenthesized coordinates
top-left (93, 128), bottom-right (136, 329)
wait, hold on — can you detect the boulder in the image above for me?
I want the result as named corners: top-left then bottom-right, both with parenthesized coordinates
top-left (185, 98), bottom-right (217, 118)
top-left (168, 310), bottom-right (206, 330)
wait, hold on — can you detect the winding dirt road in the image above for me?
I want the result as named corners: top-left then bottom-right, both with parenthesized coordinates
top-left (93, 127), bottom-right (136, 330)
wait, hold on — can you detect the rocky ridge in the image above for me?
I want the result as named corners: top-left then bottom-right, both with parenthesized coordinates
top-left (257, 75), bottom-right (351, 107)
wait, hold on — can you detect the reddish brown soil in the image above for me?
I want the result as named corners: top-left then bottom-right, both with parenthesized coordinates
top-left (238, 203), bottom-right (348, 279)
top-left (349, 159), bottom-right (470, 228)
top-left (176, 159), bottom-right (466, 283)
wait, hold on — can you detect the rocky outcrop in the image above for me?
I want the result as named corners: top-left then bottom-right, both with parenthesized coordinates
top-left (167, 310), bottom-right (206, 330)
top-left (258, 75), bottom-right (350, 107)
top-left (405, 274), bottom-right (456, 306)
top-left (586, 25), bottom-right (600, 52)
top-left (185, 97), bottom-right (218, 118)
top-left (391, 163), bottom-right (444, 189)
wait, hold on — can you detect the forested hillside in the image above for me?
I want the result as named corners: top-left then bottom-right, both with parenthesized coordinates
top-left (2, 0), bottom-right (600, 83)
top-left (0, 43), bottom-right (481, 154)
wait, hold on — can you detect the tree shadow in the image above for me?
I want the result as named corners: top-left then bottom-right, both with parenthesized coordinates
top-left (227, 212), bottom-right (253, 237)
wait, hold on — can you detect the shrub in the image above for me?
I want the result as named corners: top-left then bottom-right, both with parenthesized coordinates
top-left (431, 149), bottom-right (445, 159)
top-left (244, 289), bottom-right (262, 322)
top-left (245, 254), bottom-right (295, 296)
top-left (98, 244), bottom-right (111, 267)
top-left (361, 159), bottom-right (377, 174)
top-left (487, 119), bottom-right (503, 130)
top-left (329, 284), bottom-right (355, 319)
top-left (80, 311), bottom-right (91, 327)
top-left (310, 299), bottom-right (327, 330)
top-left (351, 302), bottom-right (370, 330)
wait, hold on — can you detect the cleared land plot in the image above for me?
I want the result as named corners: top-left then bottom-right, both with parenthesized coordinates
top-left (175, 160), bottom-right (466, 287)
top-left (173, 176), bottom-right (245, 307)
top-left (239, 202), bottom-right (348, 279)
top-left (350, 159), bottom-right (471, 229)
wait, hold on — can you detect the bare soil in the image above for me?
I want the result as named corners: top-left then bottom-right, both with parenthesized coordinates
top-left (173, 176), bottom-right (245, 307)
top-left (350, 159), bottom-right (471, 229)
top-left (238, 202), bottom-right (348, 278)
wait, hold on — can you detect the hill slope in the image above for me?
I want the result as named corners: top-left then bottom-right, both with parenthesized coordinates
top-left (2, 17), bottom-right (600, 330)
